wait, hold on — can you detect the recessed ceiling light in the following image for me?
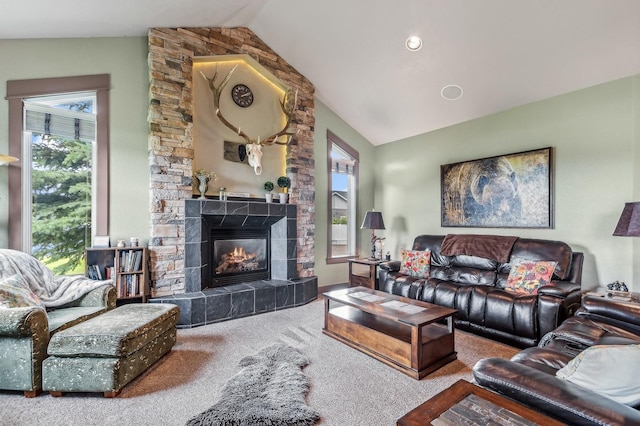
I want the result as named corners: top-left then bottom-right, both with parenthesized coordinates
top-left (441, 84), bottom-right (463, 101)
top-left (405, 36), bottom-right (422, 52)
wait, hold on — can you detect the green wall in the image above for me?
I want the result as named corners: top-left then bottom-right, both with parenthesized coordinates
top-left (376, 75), bottom-right (640, 291)
top-left (2, 36), bottom-right (638, 291)
top-left (0, 37), bottom-right (150, 248)
top-left (313, 100), bottom-right (377, 288)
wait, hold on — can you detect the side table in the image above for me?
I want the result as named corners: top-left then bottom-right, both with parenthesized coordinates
top-left (585, 290), bottom-right (640, 303)
top-left (348, 258), bottom-right (383, 289)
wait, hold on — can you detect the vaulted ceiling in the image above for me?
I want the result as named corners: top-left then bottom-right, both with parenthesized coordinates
top-left (2, 0), bottom-right (639, 145)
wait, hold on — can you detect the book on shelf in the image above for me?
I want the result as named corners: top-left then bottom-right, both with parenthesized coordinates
top-left (119, 249), bottom-right (144, 273)
top-left (87, 265), bottom-right (96, 280)
top-left (133, 250), bottom-right (143, 271)
top-left (87, 264), bottom-right (103, 280)
top-left (118, 274), bottom-right (140, 298)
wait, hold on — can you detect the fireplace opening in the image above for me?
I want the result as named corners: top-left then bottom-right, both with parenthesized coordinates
top-left (209, 228), bottom-right (270, 288)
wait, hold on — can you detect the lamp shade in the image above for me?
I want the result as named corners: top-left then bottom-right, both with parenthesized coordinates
top-left (361, 211), bottom-right (385, 230)
top-left (613, 202), bottom-right (640, 236)
top-left (0, 154), bottom-right (18, 166)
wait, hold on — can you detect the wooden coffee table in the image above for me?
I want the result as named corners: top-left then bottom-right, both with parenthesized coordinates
top-left (397, 379), bottom-right (566, 425)
top-left (322, 286), bottom-right (457, 379)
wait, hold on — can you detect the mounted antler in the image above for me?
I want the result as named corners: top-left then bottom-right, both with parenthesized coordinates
top-left (201, 65), bottom-right (299, 175)
top-left (261, 87), bottom-right (298, 146)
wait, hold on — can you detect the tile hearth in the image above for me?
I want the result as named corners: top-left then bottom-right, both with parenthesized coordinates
top-left (151, 278), bottom-right (317, 328)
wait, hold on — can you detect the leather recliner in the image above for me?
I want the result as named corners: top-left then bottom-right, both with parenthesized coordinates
top-left (473, 295), bottom-right (640, 425)
top-left (379, 235), bottom-right (584, 347)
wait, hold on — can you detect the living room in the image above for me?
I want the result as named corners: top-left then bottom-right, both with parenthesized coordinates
top-left (1, 1), bottom-right (640, 425)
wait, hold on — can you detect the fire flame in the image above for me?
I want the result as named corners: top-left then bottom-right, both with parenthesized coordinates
top-left (215, 245), bottom-right (260, 275)
top-left (231, 246), bottom-right (254, 262)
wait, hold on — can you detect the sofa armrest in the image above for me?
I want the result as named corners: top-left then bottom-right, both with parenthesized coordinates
top-left (576, 294), bottom-right (640, 332)
top-left (378, 261), bottom-right (402, 293)
top-left (75, 284), bottom-right (117, 309)
top-left (0, 307), bottom-right (48, 337)
top-left (378, 260), bottom-right (400, 272)
top-left (537, 280), bottom-right (581, 298)
top-left (473, 357), bottom-right (640, 425)
top-left (56, 283), bottom-right (117, 310)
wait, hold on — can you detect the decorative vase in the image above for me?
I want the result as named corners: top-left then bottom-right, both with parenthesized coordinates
top-left (196, 175), bottom-right (209, 199)
top-left (279, 192), bottom-right (288, 204)
top-left (265, 193), bottom-right (273, 203)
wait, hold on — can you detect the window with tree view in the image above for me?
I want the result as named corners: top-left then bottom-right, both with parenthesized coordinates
top-left (327, 131), bottom-right (358, 262)
top-left (22, 93), bottom-right (97, 274)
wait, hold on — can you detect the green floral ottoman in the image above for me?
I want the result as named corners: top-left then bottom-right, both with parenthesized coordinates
top-left (42, 303), bottom-right (179, 397)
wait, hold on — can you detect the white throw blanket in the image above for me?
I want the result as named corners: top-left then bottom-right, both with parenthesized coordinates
top-left (0, 249), bottom-right (113, 308)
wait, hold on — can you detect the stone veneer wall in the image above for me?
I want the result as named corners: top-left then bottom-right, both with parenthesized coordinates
top-left (148, 27), bottom-right (316, 297)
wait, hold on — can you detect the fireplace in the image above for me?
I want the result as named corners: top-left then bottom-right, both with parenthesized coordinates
top-left (210, 228), bottom-right (270, 288)
top-left (150, 198), bottom-right (317, 328)
top-left (182, 199), bottom-right (300, 294)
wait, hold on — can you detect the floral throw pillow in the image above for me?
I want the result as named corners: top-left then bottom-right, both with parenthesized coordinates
top-left (0, 274), bottom-right (43, 309)
top-left (400, 249), bottom-right (431, 279)
top-left (506, 258), bottom-right (557, 295)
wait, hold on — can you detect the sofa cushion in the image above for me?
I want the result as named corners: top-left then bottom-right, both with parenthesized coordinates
top-left (484, 290), bottom-right (537, 339)
top-left (400, 249), bottom-right (430, 278)
top-left (556, 344), bottom-right (640, 406)
top-left (510, 238), bottom-right (572, 280)
top-left (48, 303), bottom-right (180, 358)
top-left (505, 258), bottom-right (556, 295)
top-left (0, 274), bottom-right (43, 309)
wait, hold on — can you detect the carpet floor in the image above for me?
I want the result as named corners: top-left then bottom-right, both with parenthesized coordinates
top-left (0, 298), bottom-right (518, 426)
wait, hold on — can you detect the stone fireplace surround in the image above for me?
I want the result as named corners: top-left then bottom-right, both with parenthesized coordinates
top-left (146, 27), bottom-right (317, 326)
top-left (151, 198), bottom-right (317, 328)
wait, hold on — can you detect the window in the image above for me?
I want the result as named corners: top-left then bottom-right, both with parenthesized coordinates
top-left (327, 131), bottom-right (358, 262)
top-left (7, 75), bottom-right (110, 273)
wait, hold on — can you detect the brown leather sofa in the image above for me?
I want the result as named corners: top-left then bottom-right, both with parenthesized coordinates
top-left (473, 295), bottom-right (640, 425)
top-left (378, 234), bottom-right (584, 347)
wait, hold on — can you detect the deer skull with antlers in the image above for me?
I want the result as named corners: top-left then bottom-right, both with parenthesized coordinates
top-left (201, 65), bottom-right (298, 175)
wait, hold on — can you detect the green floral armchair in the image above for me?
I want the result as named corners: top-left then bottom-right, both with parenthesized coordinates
top-left (0, 249), bottom-right (115, 397)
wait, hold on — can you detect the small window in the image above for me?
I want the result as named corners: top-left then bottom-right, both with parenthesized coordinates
top-left (327, 131), bottom-right (359, 263)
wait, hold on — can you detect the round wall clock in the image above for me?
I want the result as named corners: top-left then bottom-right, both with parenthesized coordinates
top-left (231, 84), bottom-right (254, 107)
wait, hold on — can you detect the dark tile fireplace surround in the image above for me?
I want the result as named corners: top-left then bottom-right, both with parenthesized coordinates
top-left (150, 199), bottom-right (318, 327)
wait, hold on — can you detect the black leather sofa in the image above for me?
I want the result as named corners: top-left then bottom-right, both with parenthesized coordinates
top-left (378, 234), bottom-right (584, 347)
top-left (473, 295), bottom-right (640, 425)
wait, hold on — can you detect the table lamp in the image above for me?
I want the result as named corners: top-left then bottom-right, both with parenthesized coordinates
top-left (613, 202), bottom-right (640, 237)
top-left (361, 210), bottom-right (385, 259)
top-left (0, 154), bottom-right (18, 166)
top-left (611, 201), bottom-right (640, 294)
